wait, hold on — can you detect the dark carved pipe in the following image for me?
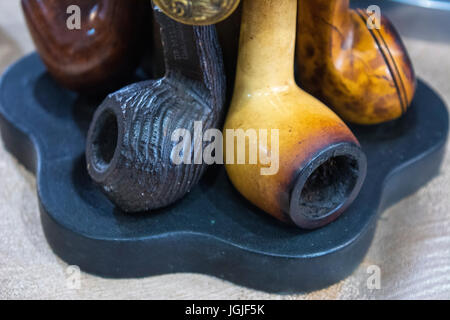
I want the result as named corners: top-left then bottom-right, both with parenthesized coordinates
top-left (153, 0), bottom-right (241, 25)
top-left (21, 0), bottom-right (150, 93)
top-left (85, 5), bottom-right (226, 212)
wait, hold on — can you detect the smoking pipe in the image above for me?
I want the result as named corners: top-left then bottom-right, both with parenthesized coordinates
top-left (21, 0), bottom-right (150, 93)
top-left (86, 5), bottom-right (226, 212)
top-left (153, 0), bottom-right (241, 25)
top-left (296, 0), bottom-right (416, 125)
top-left (224, 0), bottom-right (367, 229)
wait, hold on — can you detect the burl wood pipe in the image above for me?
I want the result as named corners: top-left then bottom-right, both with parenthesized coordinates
top-left (153, 0), bottom-right (240, 25)
top-left (21, 0), bottom-right (150, 93)
top-left (297, 0), bottom-right (416, 125)
top-left (86, 5), bottom-right (226, 212)
top-left (224, 0), bottom-right (367, 229)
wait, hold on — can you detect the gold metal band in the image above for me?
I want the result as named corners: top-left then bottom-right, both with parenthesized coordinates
top-left (153, 0), bottom-right (240, 25)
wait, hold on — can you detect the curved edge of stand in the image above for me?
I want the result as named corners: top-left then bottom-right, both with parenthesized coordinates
top-left (0, 54), bottom-right (448, 293)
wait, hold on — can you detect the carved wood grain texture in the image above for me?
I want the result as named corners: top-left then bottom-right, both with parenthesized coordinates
top-left (297, 0), bottom-right (416, 125)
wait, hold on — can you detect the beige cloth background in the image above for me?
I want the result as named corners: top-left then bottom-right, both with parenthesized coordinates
top-left (1, 1), bottom-right (450, 300)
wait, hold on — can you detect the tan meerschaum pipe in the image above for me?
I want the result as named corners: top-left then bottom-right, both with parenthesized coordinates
top-left (297, 0), bottom-right (416, 125)
top-left (224, 0), bottom-right (367, 229)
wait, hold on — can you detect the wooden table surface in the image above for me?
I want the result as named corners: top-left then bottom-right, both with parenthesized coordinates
top-left (1, 1), bottom-right (450, 299)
